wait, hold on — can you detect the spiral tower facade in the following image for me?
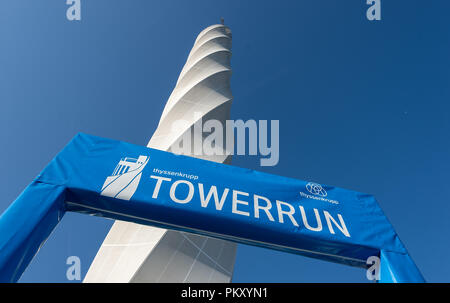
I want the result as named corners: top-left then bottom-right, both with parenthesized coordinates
top-left (84, 24), bottom-right (237, 283)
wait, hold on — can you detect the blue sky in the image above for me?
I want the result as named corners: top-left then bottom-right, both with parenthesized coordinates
top-left (0, 1), bottom-right (449, 282)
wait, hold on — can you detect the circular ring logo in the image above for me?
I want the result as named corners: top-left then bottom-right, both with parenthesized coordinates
top-left (306, 182), bottom-right (327, 197)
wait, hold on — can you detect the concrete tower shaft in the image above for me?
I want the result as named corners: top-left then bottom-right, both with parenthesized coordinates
top-left (84, 24), bottom-right (237, 283)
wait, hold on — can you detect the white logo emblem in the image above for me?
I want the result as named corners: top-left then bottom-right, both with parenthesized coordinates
top-left (306, 182), bottom-right (327, 197)
top-left (100, 155), bottom-right (149, 201)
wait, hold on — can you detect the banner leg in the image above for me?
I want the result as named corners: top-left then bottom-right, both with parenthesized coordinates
top-left (0, 181), bottom-right (66, 282)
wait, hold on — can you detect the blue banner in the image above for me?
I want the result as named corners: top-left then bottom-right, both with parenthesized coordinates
top-left (0, 133), bottom-right (425, 282)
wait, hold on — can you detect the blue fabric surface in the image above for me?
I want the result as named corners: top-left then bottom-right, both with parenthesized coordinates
top-left (0, 133), bottom-right (425, 282)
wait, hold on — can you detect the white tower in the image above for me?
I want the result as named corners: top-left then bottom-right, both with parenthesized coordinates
top-left (84, 24), bottom-right (237, 283)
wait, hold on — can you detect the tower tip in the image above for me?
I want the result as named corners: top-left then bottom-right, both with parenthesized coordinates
top-left (220, 17), bottom-right (224, 25)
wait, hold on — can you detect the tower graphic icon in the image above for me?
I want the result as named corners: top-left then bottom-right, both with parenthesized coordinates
top-left (100, 156), bottom-right (149, 201)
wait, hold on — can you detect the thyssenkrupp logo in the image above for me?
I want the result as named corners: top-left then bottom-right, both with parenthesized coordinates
top-left (306, 182), bottom-right (327, 197)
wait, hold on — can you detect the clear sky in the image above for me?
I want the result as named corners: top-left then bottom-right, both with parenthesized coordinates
top-left (0, 1), bottom-right (449, 282)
